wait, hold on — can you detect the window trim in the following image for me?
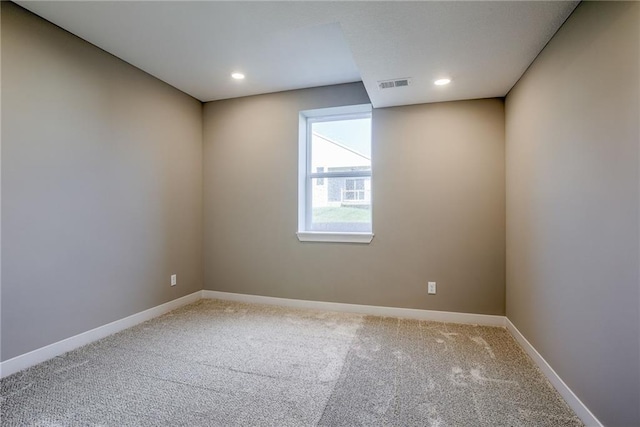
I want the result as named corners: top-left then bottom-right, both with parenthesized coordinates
top-left (297, 104), bottom-right (374, 244)
top-left (296, 231), bottom-right (374, 244)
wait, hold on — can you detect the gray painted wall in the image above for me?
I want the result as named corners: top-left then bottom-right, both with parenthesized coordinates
top-left (203, 86), bottom-right (505, 315)
top-left (1, 3), bottom-right (203, 361)
top-left (505, 1), bottom-right (639, 425)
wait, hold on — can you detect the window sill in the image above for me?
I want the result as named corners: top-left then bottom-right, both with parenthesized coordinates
top-left (296, 231), bottom-right (374, 244)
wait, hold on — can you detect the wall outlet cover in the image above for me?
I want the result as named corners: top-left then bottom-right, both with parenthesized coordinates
top-left (171, 274), bottom-right (177, 286)
top-left (428, 281), bottom-right (436, 294)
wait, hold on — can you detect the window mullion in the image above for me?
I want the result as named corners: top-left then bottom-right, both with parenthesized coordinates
top-left (309, 171), bottom-right (372, 179)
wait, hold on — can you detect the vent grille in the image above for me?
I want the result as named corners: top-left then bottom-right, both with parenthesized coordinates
top-left (378, 78), bottom-right (412, 90)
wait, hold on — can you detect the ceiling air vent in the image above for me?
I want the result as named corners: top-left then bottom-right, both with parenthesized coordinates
top-left (378, 78), bottom-right (412, 90)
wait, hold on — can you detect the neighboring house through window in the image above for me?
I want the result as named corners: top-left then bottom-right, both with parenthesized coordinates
top-left (344, 178), bottom-right (366, 201)
top-left (316, 167), bottom-right (324, 185)
top-left (297, 104), bottom-right (373, 243)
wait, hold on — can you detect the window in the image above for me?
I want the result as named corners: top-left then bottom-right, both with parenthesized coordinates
top-left (297, 104), bottom-right (373, 243)
top-left (344, 178), bottom-right (366, 201)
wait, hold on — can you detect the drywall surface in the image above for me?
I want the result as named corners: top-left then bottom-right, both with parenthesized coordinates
top-left (1, 3), bottom-right (203, 361)
top-left (203, 84), bottom-right (505, 315)
top-left (505, 1), bottom-right (640, 425)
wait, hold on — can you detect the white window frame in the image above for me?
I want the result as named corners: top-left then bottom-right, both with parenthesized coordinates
top-left (296, 104), bottom-right (374, 244)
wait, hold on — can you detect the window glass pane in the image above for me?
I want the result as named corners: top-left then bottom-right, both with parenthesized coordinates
top-left (310, 177), bottom-right (371, 232)
top-left (311, 118), bottom-right (371, 172)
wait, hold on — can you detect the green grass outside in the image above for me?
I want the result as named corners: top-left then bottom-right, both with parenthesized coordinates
top-left (313, 206), bottom-right (371, 223)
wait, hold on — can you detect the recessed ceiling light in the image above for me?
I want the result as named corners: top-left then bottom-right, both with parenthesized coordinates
top-left (434, 78), bottom-right (451, 86)
top-left (231, 72), bottom-right (245, 80)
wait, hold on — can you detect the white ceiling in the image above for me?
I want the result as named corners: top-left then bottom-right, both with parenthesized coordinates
top-left (16, 1), bottom-right (579, 108)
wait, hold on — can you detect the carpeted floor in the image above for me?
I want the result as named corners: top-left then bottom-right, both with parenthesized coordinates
top-left (1, 299), bottom-right (582, 426)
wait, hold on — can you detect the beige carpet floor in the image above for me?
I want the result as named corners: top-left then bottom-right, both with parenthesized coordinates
top-left (1, 299), bottom-right (582, 426)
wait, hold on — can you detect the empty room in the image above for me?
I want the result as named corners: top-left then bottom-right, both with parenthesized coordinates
top-left (1, 1), bottom-right (638, 426)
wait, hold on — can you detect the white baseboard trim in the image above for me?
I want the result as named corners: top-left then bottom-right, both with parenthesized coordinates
top-left (505, 318), bottom-right (603, 427)
top-left (0, 291), bottom-right (202, 379)
top-left (202, 290), bottom-right (506, 327)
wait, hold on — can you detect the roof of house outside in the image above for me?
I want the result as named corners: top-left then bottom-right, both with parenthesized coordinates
top-left (312, 132), bottom-right (370, 161)
top-left (311, 132), bottom-right (371, 171)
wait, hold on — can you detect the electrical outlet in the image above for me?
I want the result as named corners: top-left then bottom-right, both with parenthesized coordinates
top-left (171, 274), bottom-right (177, 286)
top-left (428, 281), bottom-right (436, 294)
